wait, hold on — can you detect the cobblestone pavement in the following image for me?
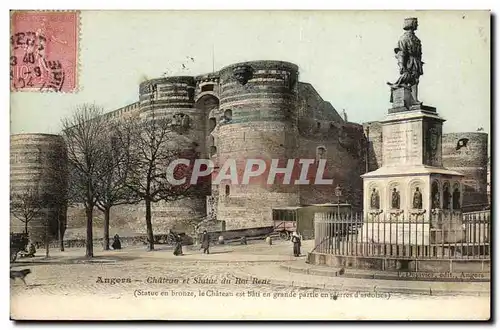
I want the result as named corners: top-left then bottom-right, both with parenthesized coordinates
top-left (10, 241), bottom-right (490, 320)
top-left (10, 241), bottom-right (313, 297)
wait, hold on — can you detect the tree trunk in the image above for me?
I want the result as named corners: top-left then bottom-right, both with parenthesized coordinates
top-left (103, 207), bottom-right (110, 251)
top-left (59, 216), bottom-right (66, 252)
top-left (58, 207), bottom-right (65, 251)
top-left (59, 231), bottom-right (65, 251)
top-left (85, 206), bottom-right (94, 258)
top-left (24, 221), bottom-right (28, 235)
top-left (44, 219), bottom-right (50, 258)
top-left (145, 199), bottom-right (154, 251)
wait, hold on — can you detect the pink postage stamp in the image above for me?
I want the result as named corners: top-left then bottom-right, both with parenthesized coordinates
top-left (10, 10), bottom-right (80, 93)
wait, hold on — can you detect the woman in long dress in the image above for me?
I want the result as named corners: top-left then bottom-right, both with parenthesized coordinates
top-left (173, 234), bottom-right (183, 256)
top-left (201, 231), bottom-right (210, 254)
top-left (291, 232), bottom-right (301, 257)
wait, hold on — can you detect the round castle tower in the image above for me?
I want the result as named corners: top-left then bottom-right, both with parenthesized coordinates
top-left (442, 132), bottom-right (489, 210)
top-left (138, 76), bottom-right (207, 232)
top-left (215, 60), bottom-right (301, 229)
top-left (10, 134), bottom-right (67, 241)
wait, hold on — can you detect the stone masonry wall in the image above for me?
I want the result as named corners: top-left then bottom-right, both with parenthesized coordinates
top-left (442, 132), bottom-right (489, 209)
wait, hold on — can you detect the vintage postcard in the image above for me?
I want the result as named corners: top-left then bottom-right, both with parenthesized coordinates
top-left (9, 10), bottom-right (491, 320)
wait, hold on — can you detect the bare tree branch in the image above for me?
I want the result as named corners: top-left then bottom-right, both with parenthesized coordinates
top-left (10, 189), bottom-right (44, 235)
top-left (61, 103), bottom-right (110, 258)
top-left (119, 111), bottom-right (204, 251)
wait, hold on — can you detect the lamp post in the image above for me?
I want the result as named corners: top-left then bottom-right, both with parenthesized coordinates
top-left (365, 125), bottom-right (370, 173)
top-left (335, 185), bottom-right (342, 217)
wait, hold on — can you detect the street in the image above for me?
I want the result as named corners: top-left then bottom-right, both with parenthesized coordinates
top-left (10, 240), bottom-right (490, 320)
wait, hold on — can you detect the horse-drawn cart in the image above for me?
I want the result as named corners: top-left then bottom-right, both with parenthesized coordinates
top-left (272, 207), bottom-right (300, 241)
top-left (10, 232), bottom-right (29, 262)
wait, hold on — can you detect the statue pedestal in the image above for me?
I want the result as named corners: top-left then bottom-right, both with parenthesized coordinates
top-left (390, 86), bottom-right (414, 110)
top-left (362, 221), bottom-right (432, 245)
top-left (362, 105), bottom-right (464, 246)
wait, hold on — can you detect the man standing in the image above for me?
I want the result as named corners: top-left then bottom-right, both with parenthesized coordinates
top-left (173, 234), bottom-right (183, 256)
top-left (291, 232), bottom-right (301, 257)
top-left (201, 230), bottom-right (210, 254)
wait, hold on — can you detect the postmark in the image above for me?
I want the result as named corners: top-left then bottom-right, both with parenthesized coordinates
top-left (10, 10), bottom-right (80, 93)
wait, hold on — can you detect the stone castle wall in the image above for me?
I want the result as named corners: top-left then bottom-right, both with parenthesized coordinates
top-left (20, 60), bottom-right (368, 237)
top-left (442, 132), bottom-right (489, 209)
top-left (364, 122), bottom-right (489, 210)
top-left (363, 121), bottom-right (383, 172)
top-left (138, 76), bottom-right (208, 232)
top-left (215, 61), bottom-right (301, 229)
top-left (10, 134), bottom-right (67, 241)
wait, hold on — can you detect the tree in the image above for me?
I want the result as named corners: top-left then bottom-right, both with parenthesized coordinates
top-left (10, 189), bottom-right (44, 235)
top-left (61, 104), bottom-right (111, 258)
top-left (43, 142), bottom-right (70, 251)
top-left (95, 122), bottom-right (139, 250)
top-left (120, 112), bottom-right (202, 251)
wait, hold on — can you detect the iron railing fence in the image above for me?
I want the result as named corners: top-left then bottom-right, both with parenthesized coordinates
top-left (313, 211), bottom-right (490, 260)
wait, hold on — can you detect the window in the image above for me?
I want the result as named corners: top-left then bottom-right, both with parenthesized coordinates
top-left (210, 146), bottom-right (217, 156)
top-left (201, 84), bottom-right (214, 92)
top-left (225, 185), bottom-right (230, 196)
top-left (209, 118), bottom-right (216, 132)
top-left (316, 146), bottom-right (327, 160)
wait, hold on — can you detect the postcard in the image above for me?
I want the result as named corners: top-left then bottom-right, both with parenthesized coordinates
top-left (9, 10), bottom-right (490, 320)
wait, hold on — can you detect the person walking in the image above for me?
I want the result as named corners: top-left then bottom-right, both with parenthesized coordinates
top-left (291, 232), bottom-right (301, 257)
top-left (201, 230), bottom-right (210, 254)
top-left (173, 234), bottom-right (183, 256)
top-left (112, 234), bottom-right (122, 250)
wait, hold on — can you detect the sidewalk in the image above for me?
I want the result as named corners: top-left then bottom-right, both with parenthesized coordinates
top-left (280, 261), bottom-right (490, 282)
top-left (13, 240), bottom-right (303, 265)
top-left (232, 261), bottom-right (491, 297)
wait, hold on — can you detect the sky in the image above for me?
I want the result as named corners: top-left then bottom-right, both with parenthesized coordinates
top-left (10, 10), bottom-right (491, 138)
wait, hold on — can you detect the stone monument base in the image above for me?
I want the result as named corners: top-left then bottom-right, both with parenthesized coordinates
top-left (361, 221), bottom-right (465, 245)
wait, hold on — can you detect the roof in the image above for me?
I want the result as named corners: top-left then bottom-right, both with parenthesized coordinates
top-left (307, 203), bottom-right (351, 207)
top-left (272, 203), bottom-right (351, 210)
top-left (272, 206), bottom-right (302, 210)
top-left (362, 165), bottom-right (464, 178)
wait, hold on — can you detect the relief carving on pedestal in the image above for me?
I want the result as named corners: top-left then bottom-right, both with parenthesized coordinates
top-left (443, 183), bottom-right (451, 210)
top-left (431, 181), bottom-right (440, 209)
top-left (391, 187), bottom-right (400, 209)
top-left (452, 184), bottom-right (461, 210)
top-left (427, 127), bottom-right (439, 164)
top-left (412, 187), bottom-right (423, 209)
top-left (370, 188), bottom-right (380, 210)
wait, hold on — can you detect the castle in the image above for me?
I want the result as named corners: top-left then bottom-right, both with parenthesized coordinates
top-left (10, 60), bottom-right (489, 240)
top-left (66, 60), bottom-right (367, 237)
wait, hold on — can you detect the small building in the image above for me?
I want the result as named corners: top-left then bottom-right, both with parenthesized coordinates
top-left (272, 203), bottom-right (352, 240)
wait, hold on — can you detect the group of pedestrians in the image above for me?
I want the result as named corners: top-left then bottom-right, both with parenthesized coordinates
top-left (110, 230), bottom-right (302, 257)
top-left (174, 230), bottom-right (210, 256)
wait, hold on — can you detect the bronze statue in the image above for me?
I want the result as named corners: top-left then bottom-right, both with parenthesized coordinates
top-left (412, 187), bottom-right (422, 209)
top-left (370, 188), bottom-right (380, 209)
top-left (391, 188), bottom-right (400, 209)
top-left (387, 17), bottom-right (424, 105)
